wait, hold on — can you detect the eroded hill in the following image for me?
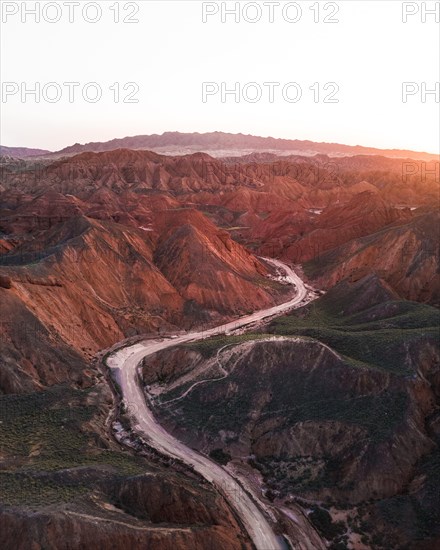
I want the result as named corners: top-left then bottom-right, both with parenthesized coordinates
top-left (1, 148), bottom-right (438, 549)
top-left (144, 277), bottom-right (440, 549)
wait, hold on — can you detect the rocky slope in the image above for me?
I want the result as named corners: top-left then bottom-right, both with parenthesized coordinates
top-left (153, 208), bottom-right (276, 317)
top-left (0, 148), bottom-right (437, 390)
top-left (144, 276), bottom-right (440, 548)
top-left (0, 208), bottom-right (288, 393)
top-left (1, 146), bottom-right (438, 548)
top-left (0, 383), bottom-right (250, 550)
top-left (305, 210), bottom-right (440, 306)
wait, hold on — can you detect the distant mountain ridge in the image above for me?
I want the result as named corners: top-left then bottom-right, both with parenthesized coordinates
top-left (56, 132), bottom-right (438, 161)
top-left (2, 132), bottom-right (437, 161)
top-left (0, 146), bottom-right (51, 158)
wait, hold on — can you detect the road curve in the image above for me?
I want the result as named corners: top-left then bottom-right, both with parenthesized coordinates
top-left (106, 259), bottom-right (309, 550)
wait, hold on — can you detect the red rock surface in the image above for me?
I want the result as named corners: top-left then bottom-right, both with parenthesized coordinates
top-left (1, 150), bottom-right (438, 391)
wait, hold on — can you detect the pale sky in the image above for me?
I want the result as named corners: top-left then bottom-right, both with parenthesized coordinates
top-left (0, 0), bottom-right (439, 153)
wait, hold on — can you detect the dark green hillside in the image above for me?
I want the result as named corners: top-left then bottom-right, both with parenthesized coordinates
top-left (268, 275), bottom-right (439, 375)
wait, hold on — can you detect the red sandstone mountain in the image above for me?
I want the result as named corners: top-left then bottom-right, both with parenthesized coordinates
top-left (281, 191), bottom-right (413, 263)
top-left (153, 208), bottom-right (277, 316)
top-left (0, 144), bottom-right (439, 550)
top-left (0, 202), bottom-right (288, 392)
top-left (305, 210), bottom-right (440, 306)
top-left (0, 148), bottom-right (438, 401)
top-left (2, 149), bottom-right (437, 202)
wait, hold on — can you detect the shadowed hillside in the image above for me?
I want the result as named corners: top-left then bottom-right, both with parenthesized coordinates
top-left (145, 276), bottom-right (439, 549)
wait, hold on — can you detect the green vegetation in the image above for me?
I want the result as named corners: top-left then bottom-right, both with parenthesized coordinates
top-left (165, 380), bottom-right (254, 436)
top-left (0, 471), bottom-right (90, 507)
top-left (167, 299), bottom-right (413, 443)
top-left (185, 332), bottom-right (272, 358)
top-left (186, 283), bottom-right (439, 376)
top-left (0, 390), bottom-right (94, 460)
top-left (309, 506), bottom-right (346, 541)
top-left (155, 281), bottom-right (438, 546)
top-left (0, 385), bottom-right (148, 508)
top-left (179, 325), bottom-right (409, 444)
top-left (279, 392), bottom-right (407, 443)
top-left (209, 448), bottom-right (232, 466)
top-left (255, 456), bottom-right (328, 496)
top-left (268, 296), bottom-right (439, 376)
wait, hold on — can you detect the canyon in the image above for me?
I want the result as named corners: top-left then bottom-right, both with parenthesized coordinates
top-left (0, 143), bottom-right (439, 549)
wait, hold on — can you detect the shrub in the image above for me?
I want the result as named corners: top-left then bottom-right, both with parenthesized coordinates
top-left (209, 448), bottom-right (232, 466)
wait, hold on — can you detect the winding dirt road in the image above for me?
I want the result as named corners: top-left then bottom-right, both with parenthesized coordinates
top-left (106, 259), bottom-right (310, 550)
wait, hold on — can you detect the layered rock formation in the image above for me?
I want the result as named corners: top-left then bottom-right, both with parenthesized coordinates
top-left (1, 146), bottom-right (438, 548)
top-left (305, 210), bottom-right (440, 306)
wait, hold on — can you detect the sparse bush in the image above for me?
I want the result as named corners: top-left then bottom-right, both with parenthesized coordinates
top-left (309, 506), bottom-right (346, 541)
top-left (209, 448), bottom-right (231, 466)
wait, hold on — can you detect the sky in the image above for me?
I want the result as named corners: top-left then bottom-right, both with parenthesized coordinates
top-left (1, 0), bottom-right (439, 153)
